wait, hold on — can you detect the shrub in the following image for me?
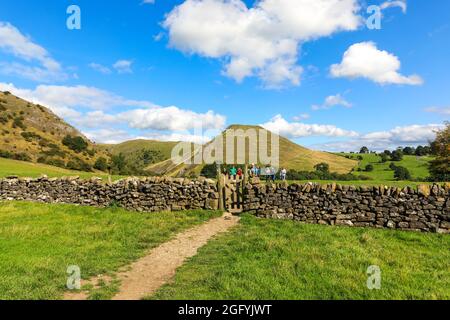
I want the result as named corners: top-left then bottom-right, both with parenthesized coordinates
top-left (94, 157), bottom-right (108, 172)
top-left (62, 135), bottom-right (88, 153)
top-left (391, 150), bottom-right (404, 161)
top-left (365, 164), bottom-right (374, 172)
top-left (393, 166), bottom-right (411, 180)
top-left (0, 150), bottom-right (12, 159)
top-left (12, 117), bottom-right (26, 130)
top-left (66, 157), bottom-right (92, 172)
top-left (314, 163), bottom-right (330, 174)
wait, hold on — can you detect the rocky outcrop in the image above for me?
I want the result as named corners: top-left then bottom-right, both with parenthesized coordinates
top-left (0, 176), bottom-right (219, 212)
top-left (243, 182), bottom-right (450, 234)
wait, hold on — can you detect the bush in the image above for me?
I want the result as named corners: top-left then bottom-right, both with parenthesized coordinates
top-left (94, 157), bottom-right (108, 172)
top-left (66, 158), bottom-right (92, 172)
top-left (0, 150), bottom-right (12, 159)
top-left (393, 166), bottom-right (411, 180)
top-left (62, 135), bottom-right (88, 153)
top-left (391, 150), bottom-right (404, 161)
top-left (314, 163), bottom-right (329, 174)
top-left (201, 163), bottom-right (218, 179)
top-left (380, 154), bottom-right (389, 163)
top-left (365, 164), bottom-right (374, 172)
top-left (12, 117), bottom-right (26, 130)
top-left (12, 152), bottom-right (32, 162)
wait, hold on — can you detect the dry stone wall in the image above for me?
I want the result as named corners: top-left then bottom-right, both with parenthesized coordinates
top-left (1, 175), bottom-right (449, 233)
top-left (0, 176), bottom-right (219, 212)
top-left (243, 182), bottom-right (450, 233)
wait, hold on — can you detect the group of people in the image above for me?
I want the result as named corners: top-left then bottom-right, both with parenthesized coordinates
top-left (226, 164), bottom-right (288, 182)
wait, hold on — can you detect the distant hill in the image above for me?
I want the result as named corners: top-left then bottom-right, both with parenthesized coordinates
top-left (0, 91), bottom-right (109, 170)
top-left (148, 124), bottom-right (357, 177)
top-left (99, 139), bottom-right (179, 160)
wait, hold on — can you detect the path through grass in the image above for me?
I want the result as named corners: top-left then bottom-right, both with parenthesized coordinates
top-left (152, 215), bottom-right (450, 300)
top-left (0, 201), bottom-right (221, 300)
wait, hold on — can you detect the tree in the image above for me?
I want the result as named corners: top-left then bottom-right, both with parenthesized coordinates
top-left (365, 164), bottom-right (374, 172)
top-left (360, 146), bottom-right (369, 154)
top-left (200, 163), bottom-right (218, 179)
top-left (380, 153), bottom-right (389, 163)
top-left (94, 157), bottom-right (108, 172)
top-left (383, 150), bottom-right (392, 156)
top-left (428, 122), bottom-right (449, 181)
top-left (110, 153), bottom-right (126, 174)
top-left (391, 149), bottom-right (404, 161)
top-left (314, 163), bottom-right (330, 173)
top-left (394, 166), bottom-right (411, 180)
top-left (402, 147), bottom-right (415, 155)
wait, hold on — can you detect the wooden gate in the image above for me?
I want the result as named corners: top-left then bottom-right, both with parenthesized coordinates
top-left (219, 174), bottom-right (244, 214)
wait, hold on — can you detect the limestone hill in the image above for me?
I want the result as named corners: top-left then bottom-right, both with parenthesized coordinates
top-left (147, 124), bottom-right (357, 177)
top-left (0, 91), bottom-right (109, 171)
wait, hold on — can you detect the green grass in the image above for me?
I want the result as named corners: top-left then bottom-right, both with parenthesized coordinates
top-left (0, 157), bottom-right (124, 181)
top-left (337, 153), bottom-right (434, 181)
top-left (151, 215), bottom-right (450, 300)
top-left (0, 201), bottom-right (221, 300)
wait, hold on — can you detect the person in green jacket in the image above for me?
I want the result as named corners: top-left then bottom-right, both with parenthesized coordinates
top-left (230, 166), bottom-right (237, 179)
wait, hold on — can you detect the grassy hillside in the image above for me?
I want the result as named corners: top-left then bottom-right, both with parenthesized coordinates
top-left (148, 125), bottom-right (357, 177)
top-left (100, 139), bottom-right (179, 160)
top-left (0, 91), bottom-right (109, 169)
top-left (152, 214), bottom-right (450, 300)
top-left (0, 157), bottom-right (124, 180)
top-left (0, 201), bottom-right (221, 300)
top-left (337, 153), bottom-right (433, 181)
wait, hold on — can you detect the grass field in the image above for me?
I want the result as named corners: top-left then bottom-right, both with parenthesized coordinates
top-left (337, 153), bottom-right (434, 181)
top-left (152, 214), bottom-right (450, 300)
top-left (0, 201), bottom-right (221, 300)
top-left (0, 157), bottom-right (124, 181)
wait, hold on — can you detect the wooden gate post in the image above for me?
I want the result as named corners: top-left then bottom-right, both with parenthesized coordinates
top-left (217, 164), bottom-right (224, 211)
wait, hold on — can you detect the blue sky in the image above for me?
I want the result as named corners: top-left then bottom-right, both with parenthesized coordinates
top-left (0, 0), bottom-right (449, 151)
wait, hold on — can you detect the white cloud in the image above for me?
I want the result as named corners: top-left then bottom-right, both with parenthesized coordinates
top-left (0, 22), bottom-right (66, 82)
top-left (163, 0), bottom-right (361, 88)
top-left (89, 63), bottom-right (112, 74)
top-left (312, 94), bottom-right (352, 110)
top-left (292, 113), bottom-right (310, 121)
top-left (425, 106), bottom-right (450, 116)
top-left (113, 60), bottom-right (133, 74)
top-left (142, 0), bottom-right (155, 4)
top-left (121, 106), bottom-right (226, 131)
top-left (313, 123), bottom-right (443, 152)
top-left (380, 0), bottom-right (407, 14)
top-left (330, 42), bottom-right (423, 85)
top-left (261, 114), bottom-right (359, 138)
top-left (0, 82), bottom-right (226, 133)
top-left (0, 82), bottom-right (154, 114)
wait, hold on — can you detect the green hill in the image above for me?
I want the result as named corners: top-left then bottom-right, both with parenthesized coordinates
top-left (0, 91), bottom-right (109, 170)
top-left (337, 153), bottom-right (434, 181)
top-left (148, 125), bottom-right (357, 177)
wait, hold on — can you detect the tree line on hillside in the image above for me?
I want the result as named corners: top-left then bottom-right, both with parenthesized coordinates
top-left (353, 123), bottom-right (449, 181)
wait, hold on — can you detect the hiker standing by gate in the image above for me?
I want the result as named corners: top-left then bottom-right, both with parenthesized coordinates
top-left (230, 166), bottom-right (237, 180)
top-left (280, 168), bottom-right (287, 181)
